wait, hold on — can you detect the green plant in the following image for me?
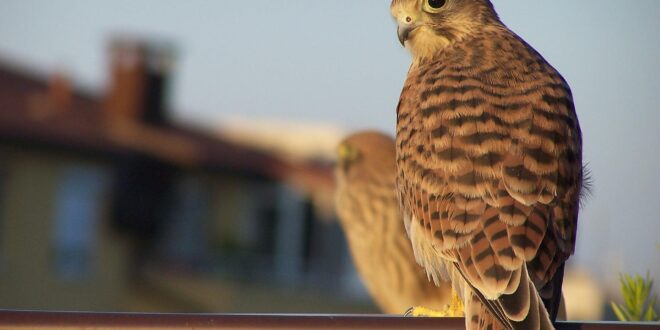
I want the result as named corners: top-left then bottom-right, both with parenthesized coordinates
top-left (610, 272), bottom-right (659, 322)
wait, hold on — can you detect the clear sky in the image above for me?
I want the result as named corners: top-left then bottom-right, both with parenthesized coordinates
top-left (0, 0), bottom-right (658, 291)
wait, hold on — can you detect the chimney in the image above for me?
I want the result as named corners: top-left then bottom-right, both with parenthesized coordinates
top-left (104, 38), bottom-right (174, 126)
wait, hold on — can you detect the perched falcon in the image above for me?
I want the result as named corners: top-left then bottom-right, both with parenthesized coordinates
top-left (390, 1), bottom-right (583, 329)
top-left (334, 131), bottom-right (462, 316)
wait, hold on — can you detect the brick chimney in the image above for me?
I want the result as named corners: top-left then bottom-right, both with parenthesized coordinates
top-left (104, 38), bottom-right (174, 126)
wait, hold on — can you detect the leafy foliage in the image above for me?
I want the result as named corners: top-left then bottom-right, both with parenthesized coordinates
top-left (610, 273), bottom-right (659, 322)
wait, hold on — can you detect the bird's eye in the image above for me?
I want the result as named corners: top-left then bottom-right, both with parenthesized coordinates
top-left (427, 0), bottom-right (446, 8)
top-left (424, 0), bottom-right (446, 13)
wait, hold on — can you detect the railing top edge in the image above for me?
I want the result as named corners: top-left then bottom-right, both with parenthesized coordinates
top-left (0, 310), bottom-right (656, 330)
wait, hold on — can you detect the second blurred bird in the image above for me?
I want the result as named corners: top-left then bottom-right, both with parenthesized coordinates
top-left (334, 131), bottom-right (462, 315)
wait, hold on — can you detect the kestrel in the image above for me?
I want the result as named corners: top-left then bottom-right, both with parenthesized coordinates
top-left (334, 131), bottom-right (462, 316)
top-left (390, 1), bottom-right (583, 329)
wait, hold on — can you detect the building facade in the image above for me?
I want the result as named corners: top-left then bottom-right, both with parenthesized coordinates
top-left (0, 40), bottom-right (372, 313)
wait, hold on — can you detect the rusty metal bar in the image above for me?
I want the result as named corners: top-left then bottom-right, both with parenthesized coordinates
top-left (0, 310), bottom-right (657, 330)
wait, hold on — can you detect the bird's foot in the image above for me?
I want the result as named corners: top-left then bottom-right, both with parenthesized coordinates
top-left (447, 290), bottom-right (465, 316)
top-left (404, 291), bottom-right (465, 317)
top-left (405, 305), bottom-right (454, 317)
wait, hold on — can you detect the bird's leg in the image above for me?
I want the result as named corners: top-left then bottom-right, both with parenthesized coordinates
top-left (404, 289), bottom-right (465, 317)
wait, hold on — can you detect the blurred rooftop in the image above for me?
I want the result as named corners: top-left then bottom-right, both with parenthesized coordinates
top-left (0, 48), bottom-right (335, 201)
top-left (0, 58), bottom-right (282, 179)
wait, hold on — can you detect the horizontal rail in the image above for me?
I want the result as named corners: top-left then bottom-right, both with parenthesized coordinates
top-left (0, 310), bottom-right (657, 330)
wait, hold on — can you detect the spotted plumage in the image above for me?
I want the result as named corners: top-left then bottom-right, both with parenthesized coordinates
top-left (334, 131), bottom-right (459, 315)
top-left (390, 1), bottom-right (583, 329)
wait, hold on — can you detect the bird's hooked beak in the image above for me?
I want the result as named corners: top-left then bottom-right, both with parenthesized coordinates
top-left (337, 143), bottom-right (360, 173)
top-left (396, 13), bottom-right (419, 46)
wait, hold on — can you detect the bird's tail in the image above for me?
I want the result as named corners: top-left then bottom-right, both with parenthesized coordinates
top-left (463, 264), bottom-right (554, 330)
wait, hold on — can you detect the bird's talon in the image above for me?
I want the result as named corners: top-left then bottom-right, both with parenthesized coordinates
top-left (405, 305), bottom-right (452, 317)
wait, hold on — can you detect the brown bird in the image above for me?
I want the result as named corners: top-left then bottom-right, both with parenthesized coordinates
top-left (334, 131), bottom-right (463, 315)
top-left (390, 1), bottom-right (583, 329)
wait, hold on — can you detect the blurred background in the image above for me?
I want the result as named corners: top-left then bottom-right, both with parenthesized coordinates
top-left (0, 0), bottom-right (658, 321)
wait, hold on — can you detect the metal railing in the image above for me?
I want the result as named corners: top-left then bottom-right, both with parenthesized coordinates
top-left (0, 310), bottom-right (657, 329)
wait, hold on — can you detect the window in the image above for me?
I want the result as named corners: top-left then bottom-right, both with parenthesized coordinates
top-left (156, 176), bottom-right (210, 265)
top-left (52, 165), bottom-right (107, 281)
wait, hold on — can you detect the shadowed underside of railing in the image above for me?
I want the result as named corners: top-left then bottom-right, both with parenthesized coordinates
top-left (0, 311), bottom-right (657, 330)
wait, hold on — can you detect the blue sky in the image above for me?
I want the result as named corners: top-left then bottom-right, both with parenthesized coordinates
top-left (0, 0), bottom-right (658, 292)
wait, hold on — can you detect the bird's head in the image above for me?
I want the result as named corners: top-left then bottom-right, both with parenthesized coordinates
top-left (391, 0), bottom-right (499, 61)
top-left (335, 132), bottom-right (396, 185)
